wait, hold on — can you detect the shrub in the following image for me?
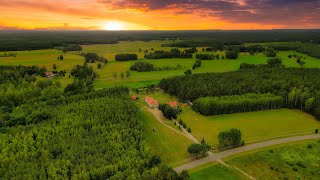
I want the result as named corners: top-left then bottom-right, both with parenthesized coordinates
top-left (187, 143), bottom-right (211, 157)
top-left (130, 62), bottom-right (155, 72)
top-left (225, 51), bottom-right (239, 59)
top-left (265, 48), bottom-right (277, 57)
top-left (267, 57), bottom-right (282, 67)
top-left (115, 54), bottom-right (138, 61)
top-left (218, 128), bottom-right (244, 149)
top-left (85, 53), bottom-right (99, 63)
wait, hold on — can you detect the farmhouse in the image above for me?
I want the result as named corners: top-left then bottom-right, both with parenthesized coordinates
top-left (132, 96), bottom-right (138, 100)
top-left (145, 96), bottom-right (158, 108)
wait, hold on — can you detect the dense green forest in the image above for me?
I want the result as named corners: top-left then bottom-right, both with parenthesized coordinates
top-left (160, 67), bottom-right (320, 119)
top-left (1, 30), bottom-right (319, 51)
top-left (0, 65), bottom-right (188, 179)
top-left (192, 93), bottom-right (284, 115)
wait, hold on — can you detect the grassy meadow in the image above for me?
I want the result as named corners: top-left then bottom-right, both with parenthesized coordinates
top-left (190, 163), bottom-right (247, 180)
top-left (142, 109), bottom-right (192, 165)
top-left (0, 49), bottom-right (84, 71)
top-left (226, 140), bottom-right (320, 179)
top-left (179, 107), bottom-right (320, 148)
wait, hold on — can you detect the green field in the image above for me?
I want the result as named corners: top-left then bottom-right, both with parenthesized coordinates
top-left (81, 40), bottom-right (176, 61)
top-left (142, 110), bottom-right (192, 165)
top-left (190, 163), bottom-right (247, 180)
top-left (0, 49), bottom-right (84, 71)
top-left (179, 108), bottom-right (320, 147)
top-left (226, 140), bottom-right (320, 179)
top-left (1, 41), bottom-right (320, 89)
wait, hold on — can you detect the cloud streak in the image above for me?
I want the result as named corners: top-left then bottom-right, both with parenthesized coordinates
top-left (0, 0), bottom-right (319, 30)
top-left (99, 0), bottom-right (320, 26)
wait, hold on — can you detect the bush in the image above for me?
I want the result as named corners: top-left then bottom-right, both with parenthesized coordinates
top-left (218, 128), bottom-right (244, 149)
top-left (130, 62), bottom-right (155, 72)
top-left (265, 48), bottom-right (277, 57)
top-left (115, 54), bottom-right (138, 61)
top-left (187, 143), bottom-right (211, 157)
top-left (85, 53), bottom-right (99, 63)
top-left (192, 60), bottom-right (202, 70)
top-left (267, 57), bottom-right (282, 67)
top-left (187, 127), bottom-right (191, 133)
top-left (196, 54), bottom-right (214, 60)
top-left (225, 51), bottom-right (239, 59)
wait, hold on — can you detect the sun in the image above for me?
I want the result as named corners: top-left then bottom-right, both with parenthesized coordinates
top-left (103, 21), bottom-right (124, 30)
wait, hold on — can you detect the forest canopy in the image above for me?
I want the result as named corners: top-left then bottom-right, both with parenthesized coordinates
top-left (159, 67), bottom-right (320, 119)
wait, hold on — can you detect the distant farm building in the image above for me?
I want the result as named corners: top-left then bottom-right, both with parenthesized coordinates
top-left (44, 72), bottom-right (54, 78)
top-left (166, 102), bottom-right (179, 108)
top-left (132, 96), bottom-right (138, 100)
top-left (145, 96), bottom-right (159, 108)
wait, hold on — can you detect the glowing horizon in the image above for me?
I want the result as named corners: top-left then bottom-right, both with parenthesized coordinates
top-left (0, 0), bottom-right (319, 30)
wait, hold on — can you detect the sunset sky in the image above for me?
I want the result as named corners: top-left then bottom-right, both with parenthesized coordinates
top-left (1, 0), bottom-right (319, 30)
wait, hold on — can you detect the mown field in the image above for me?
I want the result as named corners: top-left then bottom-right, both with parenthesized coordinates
top-left (226, 140), bottom-right (320, 179)
top-left (179, 107), bottom-right (320, 147)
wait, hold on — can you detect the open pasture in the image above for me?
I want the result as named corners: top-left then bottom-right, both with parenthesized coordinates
top-left (179, 107), bottom-right (320, 148)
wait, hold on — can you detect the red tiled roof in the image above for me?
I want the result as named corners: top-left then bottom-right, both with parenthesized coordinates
top-left (145, 96), bottom-right (158, 106)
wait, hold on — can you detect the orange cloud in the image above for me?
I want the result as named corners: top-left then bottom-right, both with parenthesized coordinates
top-left (0, 0), bottom-right (319, 30)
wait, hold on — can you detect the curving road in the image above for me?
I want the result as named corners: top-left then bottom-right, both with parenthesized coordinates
top-left (174, 134), bottom-right (320, 173)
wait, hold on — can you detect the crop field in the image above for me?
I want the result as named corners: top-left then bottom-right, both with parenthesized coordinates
top-left (179, 107), bottom-right (320, 147)
top-left (226, 140), bottom-right (320, 179)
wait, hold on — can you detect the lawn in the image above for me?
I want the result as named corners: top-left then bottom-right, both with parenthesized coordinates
top-left (226, 140), bottom-right (320, 179)
top-left (179, 108), bottom-right (320, 148)
top-left (141, 109), bottom-right (192, 165)
top-left (190, 163), bottom-right (247, 180)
